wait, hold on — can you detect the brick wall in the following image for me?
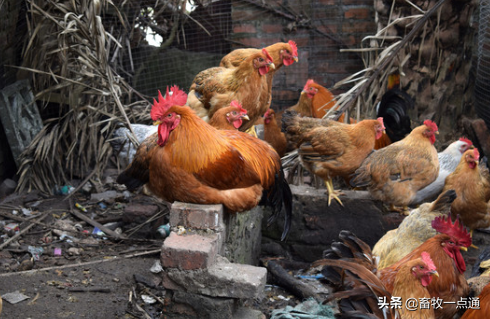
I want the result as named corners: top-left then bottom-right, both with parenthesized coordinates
top-left (228, 0), bottom-right (376, 110)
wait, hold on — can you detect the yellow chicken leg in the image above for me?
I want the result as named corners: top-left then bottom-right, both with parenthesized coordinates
top-left (388, 204), bottom-right (410, 216)
top-left (325, 179), bottom-right (344, 206)
top-left (245, 125), bottom-right (258, 138)
top-left (469, 229), bottom-right (479, 249)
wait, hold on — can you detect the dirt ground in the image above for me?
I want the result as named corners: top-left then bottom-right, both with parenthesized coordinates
top-left (0, 168), bottom-right (488, 319)
top-left (0, 169), bottom-right (308, 319)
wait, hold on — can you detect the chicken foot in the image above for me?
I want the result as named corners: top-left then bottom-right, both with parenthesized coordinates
top-left (388, 204), bottom-right (410, 216)
top-left (325, 178), bottom-right (344, 206)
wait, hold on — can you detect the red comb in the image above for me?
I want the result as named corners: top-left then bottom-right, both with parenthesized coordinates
top-left (262, 48), bottom-right (274, 64)
top-left (431, 213), bottom-right (471, 247)
top-left (150, 85), bottom-right (187, 121)
top-left (264, 108), bottom-right (273, 117)
top-left (473, 148), bottom-right (480, 160)
top-left (423, 120), bottom-right (439, 132)
top-left (459, 137), bottom-right (473, 146)
top-left (421, 252), bottom-right (437, 271)
top-left (377, 117), bottom-right (385, 128)
top-left (303, 79), bottom-right (315, 91)
top-left (230, 100), bottom-right (247, 114)
top-left (288, 40), bottom-right (298, 57)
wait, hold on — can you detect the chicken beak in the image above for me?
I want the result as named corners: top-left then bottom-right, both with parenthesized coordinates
top-left (432, 270), bottom-right (439, 277)
top-left (242, 114), bottom-right (250, 121)
top-left (269, 62), bottom-right (276, 70)
top-left (435, 131), bottom-right (439, 135)
top-left (294, 56), bottom-right (299, 62)
top-left (153, 120), bottom-right (162, 126)
top-left (460, 246), bottom-right (468, 251)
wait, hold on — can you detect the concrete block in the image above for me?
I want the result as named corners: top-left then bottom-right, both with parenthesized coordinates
top-left (163, 256), bottom-right (266, 299)
top-left (170, 201), bottom-right (224, 231)
top-left (161, 232), bottom-right (219, 270)
top-left (223, 206), bottom-right (263, 266)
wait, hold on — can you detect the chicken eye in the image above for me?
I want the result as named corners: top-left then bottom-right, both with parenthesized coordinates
top-left (167, 113), bottom-right (173, 118)
top-left (259, 58), bottom-right (264, 62)
top-left (448, 241), bottom-right (454, 245)
top-left (231, 111), bottom-right (237, 116)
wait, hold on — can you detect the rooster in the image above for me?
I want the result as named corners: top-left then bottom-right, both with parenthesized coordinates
top-left (441, 148), bottom-right (490, 236)
top-left (208, 100), bottom-right (250, 130)
top-left (373, 189), bottom-right (457, 268)
top-left (350, 120), bottom-right (440, 214)
top-left (263, 109), bottom-right (287, 158)
top-left (314, 231), bottom-right (439, 319)
top-left (292, 118), bottom-right (386, 205)
top-left (411, 138), bottom-right (474, 205)
top-left (187, 49), bottom-right (275, 132)
top-left (116, 86), bottom-right (292, 240)
top-left (378, 213), bottom-right (471, 319)
top-left (110, 100), bottom-right (251, 166)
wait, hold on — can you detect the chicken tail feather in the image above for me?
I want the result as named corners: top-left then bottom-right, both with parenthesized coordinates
top-left (261, 168), bottom-right (292, 241)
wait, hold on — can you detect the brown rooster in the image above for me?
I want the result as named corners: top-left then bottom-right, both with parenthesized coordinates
top-left (117, 87), bottom-right (292, 240)
top-left (442, 148), bottom-right (490, 235)
top-left (378, 213), bottom-right (471, 319)
top-left (460, 282), bottom-right (490, 319)
top-left (373, 189), bottom-right (457, 269)
top-left (263, 109), bottom-right (287, 158)
top-left (315, 231), bottom-right (438, 319)
top-left (187, 49), bottom-right (275, 132)
top-left (350, 120), bottom-right (440, 214)
top-left (285, 117), bottom-right (385, 205)
top-left (208, 100), bottom-right (250, 130)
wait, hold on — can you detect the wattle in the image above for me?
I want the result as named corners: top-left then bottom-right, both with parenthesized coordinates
top-left (157, 124), bottom-right (170, 146)
top-left (283, 58), bottom-right (294, 66)
top-left (233, 119), bottom-right (242, 129)
top-left (259, 66), bottom-right (269, 76)
top-left (430, 134), bottom-right (436, 144)
top-left (421, 274), bottom-right (432, 287)
top-left (454, 250), bottom-right (466, 273)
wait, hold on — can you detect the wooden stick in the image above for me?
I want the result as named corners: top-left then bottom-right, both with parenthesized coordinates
top-left (264, 259), bottom-right (321, 301)
top-left (0, 249), bottom-right (161, 278)
top-left (69, 206), bottom-right (125, 240)
top-left (0, 213), bottom-right (49, 250)
top-left (68, 287), bottom-right (111, 293)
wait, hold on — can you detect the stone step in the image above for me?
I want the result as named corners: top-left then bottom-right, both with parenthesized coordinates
top-left (161, 255), bottom-right (267, 299)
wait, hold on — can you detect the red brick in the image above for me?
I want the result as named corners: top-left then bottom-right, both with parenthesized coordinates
top-left (233, 24), bottom-right (256, 33)
top-left (344, 8), bottom-right (372, 19)
top-left (161, 232), bottom-right (218, 270)
top-left (342, 21), bottom-right (376, 33)
top-left (343, 0), bottom-right (372, 5)
top-left (262, 24), bottom-right (283, 34)
top-left (169, 201), bottom-right (224, 230)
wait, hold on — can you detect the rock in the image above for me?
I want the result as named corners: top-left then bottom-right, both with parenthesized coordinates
top-left (262, 185), bottom-right (401, 262)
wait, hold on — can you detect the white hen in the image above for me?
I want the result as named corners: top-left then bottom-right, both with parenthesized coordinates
top-left (110, 124), bottom-right (157, 168)
top-left (410, 137), bottom-right (473, 205)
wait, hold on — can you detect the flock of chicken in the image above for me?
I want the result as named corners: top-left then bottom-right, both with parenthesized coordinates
top-left (111, 40), bottom-right (490, 318)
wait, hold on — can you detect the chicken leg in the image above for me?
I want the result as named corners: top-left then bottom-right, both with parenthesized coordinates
top-left (469, 229), bottom-right (479, 249)
top-left (388, 204), bottom-right (410, 216)
top-left (325, 178), bottom-right (344, 206)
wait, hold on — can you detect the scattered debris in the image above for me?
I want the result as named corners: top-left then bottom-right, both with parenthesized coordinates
top-left (2, 291), bottom-right (30, 304)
